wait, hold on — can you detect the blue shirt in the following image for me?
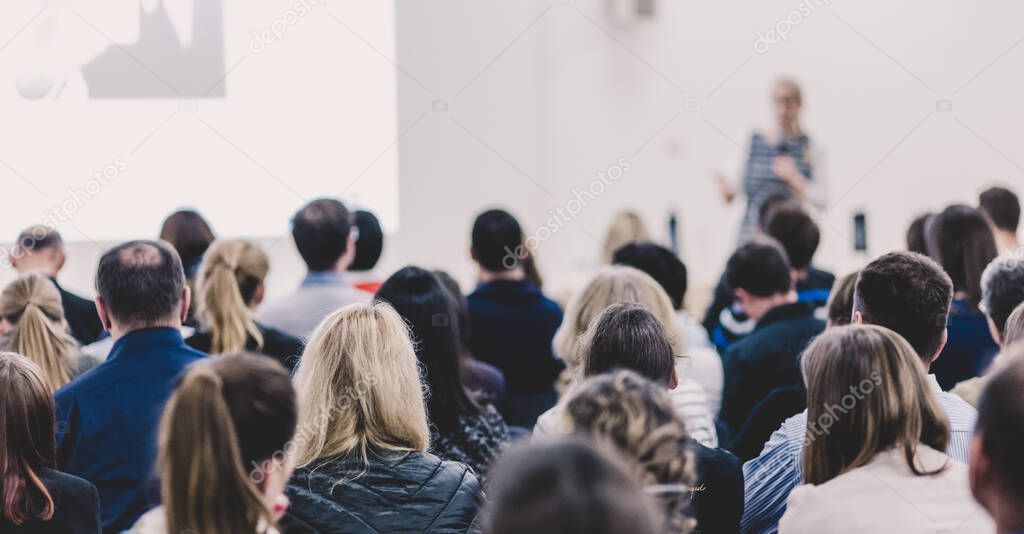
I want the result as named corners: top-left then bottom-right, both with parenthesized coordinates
top-left (740, 374), bottom-right (977, 534)
top-left (55, 327), bottom-right (207, 533)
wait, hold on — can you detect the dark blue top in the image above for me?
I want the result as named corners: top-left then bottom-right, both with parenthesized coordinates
top-left (467, 279), bottom-right (564, 428)
top-left (932, 298), bottom-right (1000, 390)
top-left (54, 327), bottom-right (207, 533)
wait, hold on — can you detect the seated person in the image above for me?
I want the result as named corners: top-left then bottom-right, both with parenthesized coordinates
top-left (779, 325), bottom-right (993, 533)
top-left (979, 185), bottom-right (1021, 252)
top-left (348, 209), bottom-right (387, 294)
top-left (763, 204), bottom-right (834, 318)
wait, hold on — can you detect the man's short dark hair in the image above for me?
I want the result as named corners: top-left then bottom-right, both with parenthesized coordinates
top-left (15, 226), bottom-right (63, 252)
top-left (96, 240), bottom-right (185, 325)
top-left (581, 303), bottom-right (675, 385)
top-left (976, 348), bottom-right (1024, 501)
top-left (350, 210), bottom-right (384, 272)
top-left (853, 251), bottom-right (953, 360)
top-left (981, 255), bottom-right (1024, 336)
top-left (764, 205), bottom-right (820, 270)
top-left (724, 239), bottom-right (792, 297)
top-left (979, 186), bottom-right (1021, 233)
top-left (471, 209), bottom-right (523, 272)
top-left (291, 198), bottom-right (352, 272)
top-left (611, 242), bottom-right (687, 310)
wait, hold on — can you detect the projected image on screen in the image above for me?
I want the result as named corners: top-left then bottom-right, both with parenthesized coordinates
top-left (1, 0), bottom-right (398, 242)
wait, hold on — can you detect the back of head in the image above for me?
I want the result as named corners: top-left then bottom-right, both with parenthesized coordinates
top-left (580, 303), bottom-right (675, 386)
top-left (801, 325), bottom-right (950, 485)
top-left (974, 344), bottom-right (1024, 507)
top-left (1001, 302), bottom-right (1024, 348)
top-left (611, 242), bottom-right (688, 310)
top-left (291, 198), bottom-right (352, 272)
top-left (926, 204), bottom-right (998, 307)
top-left (763, 205), bottom-right (821, 271)
top-left (0, 353), bottom-right (57, 525)
top-left (563, 370), bottom-right (693, 531)
top-left (0, 274), bottom-right (74, 392)
top-left (196, 240), bottom-right (269, 354)
top-left (554, 266), bottom-right (682, 367)
top-left (11, 226), bottom-right (64, 274)
top-left (601, 211), bottom-right (651, 264)
top-left (350, 210), bottom-right (384, 272)
top-left (159, 352), bottom-right (296, 534)
top-left (906, 213), bottom-right (931, 255)
top-left (96, 240), bottom-right (186, 330)
top-left (980, 254), bottom-right (1024, 339)
top-left (159, 210), bottom-right (215, 274)
top-left (471, 209), bottom-right (523, 272)
top-left (853, 251), bottom-right (953, 362)
top-left (825, 271), bottom-right (859, 327)
top-left (724, 238), bottom-right (792, 297)
top-left (979, 186), bottom-right (1021, 234)
top-left (292, 303), bottom-right (429, 466)
top-left (375, 266), bottom-right (477, 433)
top-left (486, 438), bottom-right (662, 534)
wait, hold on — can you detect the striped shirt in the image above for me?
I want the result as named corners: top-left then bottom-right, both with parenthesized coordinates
top-left (740, 374), bottom-right (977, 534)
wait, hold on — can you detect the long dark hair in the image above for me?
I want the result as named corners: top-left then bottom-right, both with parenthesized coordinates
top-left (926, 205), bottom-right (997, 309)
top-left (376, 267), bottom-right (481, 434)
top-left (0, 353), bottom-right (58, 525)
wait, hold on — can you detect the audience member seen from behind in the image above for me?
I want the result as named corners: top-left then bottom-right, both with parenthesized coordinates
top-left (467, 209), bottom-right (564, 428)
top-left (485, 439), bottom-right (662, 534)
top-left (549, 268), bottom-right (717, 447)
top-left (600, 209), bottom-right (651, 265)
top-left (970, 345), bottom-right (1024, 534)
top-left (612, 241), bottom-right (724, 416)
top-left (824, 271), bottom-right (859, 328)
top-left (565, 370), bottom-right (744, 534)
top-left (130, 353), bottom-right (297, 534)
top-left (186, 240), bottom-right (303, 371)
top-left (375, 266), bottom-right (510, 480)
top-left (282, 303), bottom-right (483, 532)
top-left (158, 209), bottom-right (215, 285)
top-left (779, 325), bottom-right (994, 533)
top-left (0, 353), bottom-right (100, 533)
top-left (905, 212), bottom-right (931, 256)
top-left (742, 251), bottom-right (978, 533)
top-left (434, 270), bottom-right (507, 406)
top-left (54, 240), bottom-right (206, 532)
top-left (10, 226), bottom-right (103, 344)
top-left (717, 238), bottom-right (824, 439)
top-left (349, 209), bottom-right (386, 294)
top-left (979, 186), bottom-right (1021, 252)
top-left (258, 198), bottom-right (370, 339)
top-left (0, 274), bottom-right (99, 392)
top-left (763, 204), bottom-right (834, 316)
top-left (926, 204), bottom-right (1000, 389)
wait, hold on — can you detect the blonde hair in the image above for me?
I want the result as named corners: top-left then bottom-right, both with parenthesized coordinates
top-left (159, 353), bottom-right (296, 534)
top-left (196, 240), bottom-right (268, 354)
top-left (801, 325), bottom-right (950, 485)
top-left (564, 370), bottom-right (695, 533)
top-left (554, 266), bottom-right (682, 369)
top-left (292, 303), bottom-right (429, 467)
top-left (0, 274), bottom-right (75, 392)
top-left (601, 210), bottom-right (650, 264)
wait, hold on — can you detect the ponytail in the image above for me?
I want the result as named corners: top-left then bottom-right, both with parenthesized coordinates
top-left (197, 241), bottom-right (268, 355)
top-left (0, 275), bottom-right (74, 392)
top-left (159, 368), bottom-right (271, 534)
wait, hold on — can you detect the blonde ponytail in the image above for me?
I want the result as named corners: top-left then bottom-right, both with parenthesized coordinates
top-left (159, 366), bottom-right (270, 534)
top-left (196, 240), bottom-right (268, 354)
top-left (0, 274), bottom-right (74, 392)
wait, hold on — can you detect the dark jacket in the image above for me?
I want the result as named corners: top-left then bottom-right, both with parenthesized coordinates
top-left (186, 322), bottom-right (304, 371)
top-left (691, 441), bottom-right (744, 534)
top-left (55, 327), bottom-right (207, 533)
top-left (281, 450), bottom-right (483, 533)
top-left (0, 468), bottom-right (101, 533)
top-left (932, 298), bottom-right (1000, 390)
top-left (52, 278), bottom-right (104, 345)
top-left (430, 404), bottom-right (510, 482)
top-left (718, 302), bottom-right (824, 435)
top-left (467, 280), bottom-right (564, 427)
top-left (726, 384), bottom-right (806, 462)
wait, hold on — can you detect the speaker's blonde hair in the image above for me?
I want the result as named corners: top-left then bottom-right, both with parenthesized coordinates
top-left (195, 240), bottom-right (268, 354)
top-left (0, 274), bottom-right (75, 392)
top-left (554, 266), bottom-right (682, 369)
top-left (292, 303), bottom-right (429, 467)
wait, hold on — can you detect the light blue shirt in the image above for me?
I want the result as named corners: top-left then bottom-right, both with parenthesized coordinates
top-left (741, 374), bottom-right (977, 534)
top-left (257, 271), bottom-right (371, 340)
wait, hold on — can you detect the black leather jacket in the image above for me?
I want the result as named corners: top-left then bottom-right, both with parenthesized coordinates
top-left (280, 449), bottom-right (483, 533)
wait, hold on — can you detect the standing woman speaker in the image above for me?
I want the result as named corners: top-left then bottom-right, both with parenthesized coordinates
top-left (715, 78), bottom-right (828, 242)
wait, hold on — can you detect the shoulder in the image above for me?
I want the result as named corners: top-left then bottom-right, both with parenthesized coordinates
top-left (936, 391), bottom-right (978, 431)
top-left (780, 483), bottom-right (837, 531)
top-left (38, 468), bottom-right (98, 499)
